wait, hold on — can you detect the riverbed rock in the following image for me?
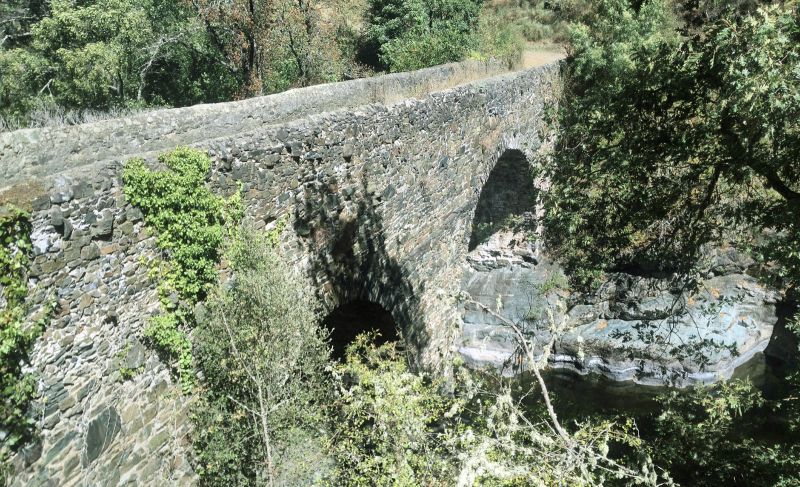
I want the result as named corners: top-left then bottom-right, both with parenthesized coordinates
top-left (458, 230), bottom-right (781, 386)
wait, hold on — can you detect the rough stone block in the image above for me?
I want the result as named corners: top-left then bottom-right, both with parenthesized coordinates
top-left (50, 177), bottom-right (74, 204)
top-left (80, 244), bottom-right (100, 261)
top-left (49, 206), bottom-right (64, 228)
top-left (83, 407), bottom-right (122, 465)
top-left (72, 180), bottom-right (94, 200)
top-left (91, 210), bottom-right (114, 238)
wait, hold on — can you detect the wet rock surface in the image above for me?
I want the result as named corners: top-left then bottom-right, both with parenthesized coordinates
top-left (459, 231), bottom-right (781, 386)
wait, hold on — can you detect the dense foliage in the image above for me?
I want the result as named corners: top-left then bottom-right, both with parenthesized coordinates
top-left (1, 0), bottom-right (576, 127)
top-left (188, 0), bottom-right (364, 96)
top-left (544, 0), bottom-right (800, 288)
top-left (123, 147), bottom-right (241, 389)
top-left (328, 335), bottom-right (454, 485)
top-left (184, 226), bottom-right (660, 485)
top-left (0, 0), bottom-right (369, 126)
top-left (0, 0), bottom-right (238, 126)
top-left (364, 0), bottom-right (483, 71)
top-left (482, 0), bottom-right (598, 43)
top-left (540, 1), bottom-right (800, 484)
top-left (192, 225), bottom-right (330, 485)
top-left (647, 379), bottom-right (800, 486)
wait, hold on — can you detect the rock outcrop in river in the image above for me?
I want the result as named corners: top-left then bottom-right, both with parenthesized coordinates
top-left (459, 230), bottom-right (781, 386)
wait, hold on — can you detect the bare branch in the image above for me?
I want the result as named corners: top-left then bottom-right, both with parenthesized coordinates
top-left (458, 292), bottom-right (569, 440)
top-left (38, 78), bottom-right (53, 96)
top-left (0, 31), bottom-right (31, 47)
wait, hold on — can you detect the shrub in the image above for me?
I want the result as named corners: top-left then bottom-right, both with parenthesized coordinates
top-left (365, 0), bottom-right (483, 71)
top-left (0, 207), bottom-right (53, 483)
top-left (328, 334), bottom-right (454, 485)
top-left (192, 225), bottom-right (331, 486)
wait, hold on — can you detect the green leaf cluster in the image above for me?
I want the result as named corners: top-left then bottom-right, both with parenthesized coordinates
top-left (545, 0), bottom-right (800, 290)
top-left (0, 207), bottom-right (52, 484)
top-left (192, 225), bottom-right (331, 486)
top-left (328, 337), bottom-right (659, 486)
top-left (647, 379), bottom-right (800, 486)
top-left (366, 0), bottom-right (484, 72)
top-left (540, 2), bottom-right (800, 483)
top-left (123, 147), bottom-right (242, 390)
top-left (181, 237), bottom-right (660, 486)
top-left (328, 334), bottom-right (453, 485)
top-left (0, 0), bottom-right (237, 126)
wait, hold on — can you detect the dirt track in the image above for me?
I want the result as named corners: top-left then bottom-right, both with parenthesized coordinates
top-left (520, 46), bottom-right (566, 69)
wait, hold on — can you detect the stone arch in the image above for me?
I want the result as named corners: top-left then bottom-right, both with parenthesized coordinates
top-left (467, 148), bottom-right (537, 251)
top-left (292, 174), bottom-right (428, 365)
top-left (322, 299), bottom-right (400, 359)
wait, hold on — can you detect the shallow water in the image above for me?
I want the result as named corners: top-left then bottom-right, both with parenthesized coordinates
top-left (535, 351), bottom-right (791, 416)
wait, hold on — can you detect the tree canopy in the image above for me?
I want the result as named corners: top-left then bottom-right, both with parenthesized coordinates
top-left (544, 0), bottom-right (800, 290)
top-left (365, 0), bottom-right (484, 71)
top-left (0, 0), bottom-right (525, 127)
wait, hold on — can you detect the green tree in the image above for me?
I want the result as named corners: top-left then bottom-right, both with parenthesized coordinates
top-left (646, 379), bottom-right (800, 486)
top-left (544, 0), bottom-right (800, 289)
top-left (328, 335), bottom-right (455, 485)
top-left (0, 0), bottom-right (48, 49)
top-left (544, 2), bottom-right (800, 483)
top-left (123, 147), bottom-right (241, 388)
top-left (190, 0), bottom-right (358, 96)
top-left (365, 0), bottom-right (483, 71)
top-left (328, 330), bottom-right (662, 486)
top-left (192, 225), bottom-right (331, 486)
top-left (0, 0), bottom-right (236, 126)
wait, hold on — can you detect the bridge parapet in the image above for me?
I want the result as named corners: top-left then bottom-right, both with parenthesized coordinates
top-left (0, 59), bottom-right (518, 187)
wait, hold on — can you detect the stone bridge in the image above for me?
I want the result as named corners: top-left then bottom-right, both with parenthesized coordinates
top-left (0, 60), bottom-right (561, 485)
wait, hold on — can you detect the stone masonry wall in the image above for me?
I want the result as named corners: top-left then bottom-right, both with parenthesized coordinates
top-left (0, 60), bottom-right (561, 485)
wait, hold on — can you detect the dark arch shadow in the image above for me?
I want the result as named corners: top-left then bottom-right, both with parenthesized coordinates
top-left (293, 172), bottom-right (428, 369)
top-left (468, 149), bottom-right (537, 251)
top-left (323, 300), bottom-right (400, 360)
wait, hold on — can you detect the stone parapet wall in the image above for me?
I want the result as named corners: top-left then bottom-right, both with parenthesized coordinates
top-left (8, 169), bottom-right (195, 485)
top-left (0, 59), bottom-right (511, 187)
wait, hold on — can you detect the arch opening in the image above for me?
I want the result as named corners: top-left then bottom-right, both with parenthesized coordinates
top-left (468, 149), bottom-right (537, 251)
top-left (322, 300), bottom-right (400, 360)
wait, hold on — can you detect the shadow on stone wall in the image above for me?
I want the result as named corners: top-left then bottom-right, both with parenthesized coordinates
top-left (293, 175), bottom-right (428, 369)
top-left (468, 149), bottom-right (537, 251)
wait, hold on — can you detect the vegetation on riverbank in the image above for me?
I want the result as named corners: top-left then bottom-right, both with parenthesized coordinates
top-left (540, 0), bottom-right (800, 484)
top-left (192, 226), bottom-right (666, 486)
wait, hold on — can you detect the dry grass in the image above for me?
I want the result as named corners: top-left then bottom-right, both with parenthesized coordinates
top-left (0, 103), bottom-right (161, 133)
top-left (0, 180), bottom-right (46, 208)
